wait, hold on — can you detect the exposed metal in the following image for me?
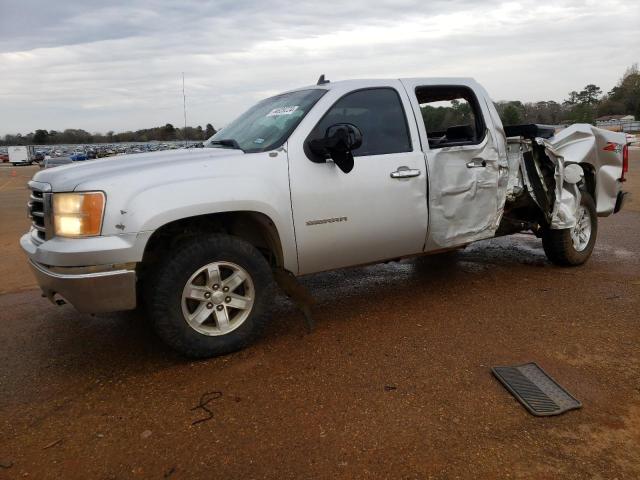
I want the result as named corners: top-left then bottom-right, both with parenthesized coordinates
top-left (542, 124), bottom-right (626, 221)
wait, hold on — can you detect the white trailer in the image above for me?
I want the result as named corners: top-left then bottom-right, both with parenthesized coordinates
top-left (8, 146), bottom-right (34, 166)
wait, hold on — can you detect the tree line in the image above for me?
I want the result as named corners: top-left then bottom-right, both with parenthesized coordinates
top-left (421, 99), bottom-right (474, 133)
top-left (495, 63), bottom-right (639, 126)
top-left (1, 123), bottom-right (217, 146)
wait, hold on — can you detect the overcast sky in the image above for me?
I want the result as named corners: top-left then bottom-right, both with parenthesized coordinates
top-left (0, 0), bottom-right (638, 135)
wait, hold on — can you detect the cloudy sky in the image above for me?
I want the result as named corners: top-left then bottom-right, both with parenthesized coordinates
top-left (0, 0), bottom-right (638, 135)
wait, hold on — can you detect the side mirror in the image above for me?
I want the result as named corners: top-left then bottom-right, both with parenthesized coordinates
top-left (307, 123), bottom-right (362, 173)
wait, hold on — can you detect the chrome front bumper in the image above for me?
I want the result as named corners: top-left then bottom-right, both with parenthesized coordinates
top-left (29, 260), bottom-right (137, 313)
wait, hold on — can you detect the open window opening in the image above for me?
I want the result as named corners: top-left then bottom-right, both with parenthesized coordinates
top-left (415, 86), bottom-right (486, 149)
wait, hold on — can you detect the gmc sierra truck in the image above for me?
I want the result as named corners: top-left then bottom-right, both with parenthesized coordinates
top-left (21, 77), bottom-right (629, 357)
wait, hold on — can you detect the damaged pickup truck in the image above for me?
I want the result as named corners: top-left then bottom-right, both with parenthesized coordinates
top-left (21, 77), bottom-right (629, 357)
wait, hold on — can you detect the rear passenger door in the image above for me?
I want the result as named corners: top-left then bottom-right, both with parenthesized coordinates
top-left (287, 83), bottom-right (428, 274)
top-left (401, 80), bottom-right (507, 249)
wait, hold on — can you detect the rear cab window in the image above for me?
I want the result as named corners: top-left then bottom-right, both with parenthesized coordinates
top-left (415, 86), bottom-right (486, 149)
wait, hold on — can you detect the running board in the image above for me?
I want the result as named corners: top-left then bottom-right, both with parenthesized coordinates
top-left (492, 363), bottom-right (582, 416)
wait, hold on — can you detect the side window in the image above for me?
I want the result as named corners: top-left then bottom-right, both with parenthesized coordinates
top-left (309, 88), bottom-right (412, 157)
top-left (415, 86), bottom-right (486, 149)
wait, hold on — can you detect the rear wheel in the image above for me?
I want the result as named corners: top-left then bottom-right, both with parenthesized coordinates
top-left (542, 192), bottom-right (597, 266)
top-left (146, 234), bottom-right (274, 358)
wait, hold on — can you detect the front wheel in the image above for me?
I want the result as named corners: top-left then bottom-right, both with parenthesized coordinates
top-left (146, 234), bottom-right (274, 358)
top-left (542, 192), bottom-right (598, 266)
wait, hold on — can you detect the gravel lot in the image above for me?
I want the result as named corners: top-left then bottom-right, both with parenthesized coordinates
top-left (0, 153), bottom-right (639, 479)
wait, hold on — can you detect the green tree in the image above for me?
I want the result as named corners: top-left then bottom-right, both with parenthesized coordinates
top-left (162, 123), bottom-right (176, 140)
top-left (563, 84), bottom-right (602, 124)
top-left (501, 104), bottom-right (522, 125)
top-left (577, 84), bottom-right (602, 105)
top-left (205, 123), bottom-right (216, 138)
top-left (568, 103), bottom-right (596, 124)
top-left (33, 129), bottom-right (49, 144)
top-left (600, 64), bottom-right (640, 119)
top-left (564, 91), bottom-right (580, 106)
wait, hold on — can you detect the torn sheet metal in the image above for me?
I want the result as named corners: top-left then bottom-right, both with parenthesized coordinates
top-left (541, 124), bottom-right (626, 220)
top-left (505, 139), bottom-right (526, 202)
top-left (535, 138), bottom-right (582, 230)
top-left (509, 124), bottom-right (626, 230)
top-left (506, 124), bottom-right (626, 229)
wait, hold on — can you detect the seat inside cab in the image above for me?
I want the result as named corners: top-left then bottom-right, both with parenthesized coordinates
top-left (415, 86), bottom-right (485, 148)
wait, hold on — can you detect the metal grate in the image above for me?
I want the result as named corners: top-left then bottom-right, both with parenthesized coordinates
top-left (27, 186), bottom-right (48, 242)
top-left (492, 363), bottom-right (582, 416)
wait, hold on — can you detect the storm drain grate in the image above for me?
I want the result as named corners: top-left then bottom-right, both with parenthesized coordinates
top-left (492, 363), bottom-right (582, 416)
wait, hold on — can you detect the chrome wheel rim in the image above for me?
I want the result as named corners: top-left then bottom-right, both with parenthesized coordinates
top-left (571, 205), bottom-right (591, 252)
top-left (181, 261), bottom-right (255, 336)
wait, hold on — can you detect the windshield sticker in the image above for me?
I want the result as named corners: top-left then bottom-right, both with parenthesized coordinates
top-left (266, 106), bottom-right (299, 117)
top-left (254, 138), bottom-right (265, 144)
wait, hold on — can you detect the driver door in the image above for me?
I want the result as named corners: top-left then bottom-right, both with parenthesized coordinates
top-left (287, 83), bottom-right (429, 275)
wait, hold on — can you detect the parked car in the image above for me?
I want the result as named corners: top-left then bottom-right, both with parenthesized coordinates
top-left (21, 77), bottom-right (628, 358)
top-left (0, 153), bottom-right (8, 163)
top-left (69, 152), bottom-right (88, 161)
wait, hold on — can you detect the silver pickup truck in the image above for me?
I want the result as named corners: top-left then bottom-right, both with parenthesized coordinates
top-left (21, 77), bottom-right (629, 357)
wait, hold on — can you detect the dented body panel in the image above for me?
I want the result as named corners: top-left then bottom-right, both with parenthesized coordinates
top-left (542, 125), bottom-right (626, 217)
top-left (503, 124), bottom-right (625, 231)
top-left (400, 78), bottom-right (508, 250)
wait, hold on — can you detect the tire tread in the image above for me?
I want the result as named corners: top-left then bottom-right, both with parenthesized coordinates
top-left (145, 234), bottom-right (274, 358)
top-left (542, 192), bottom-right (597, 266)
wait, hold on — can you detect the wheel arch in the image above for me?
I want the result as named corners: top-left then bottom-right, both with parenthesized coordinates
top-left (139, 211), bottom-right (287, 279)
top-left (579, 162), bottom-right (596, 201)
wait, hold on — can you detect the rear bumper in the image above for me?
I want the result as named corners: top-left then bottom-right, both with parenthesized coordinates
top-left (29, 260), bottom-right (137, 313)
top-left (614, 191), bottom-right (628, 213)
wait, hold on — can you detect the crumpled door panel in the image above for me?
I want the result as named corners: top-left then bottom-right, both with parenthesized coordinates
top-left (427, 133), bottom-right (502, 247)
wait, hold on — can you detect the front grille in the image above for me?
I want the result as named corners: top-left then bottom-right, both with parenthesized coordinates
top-left (28, 186), bottom-right (49, 242)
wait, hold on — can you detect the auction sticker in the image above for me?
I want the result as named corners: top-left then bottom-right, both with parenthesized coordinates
top-left (266, 106), bottom-right (299, 117)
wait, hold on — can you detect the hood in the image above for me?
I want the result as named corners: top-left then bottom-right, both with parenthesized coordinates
top-left (32, 148), bottom-right (245, 192)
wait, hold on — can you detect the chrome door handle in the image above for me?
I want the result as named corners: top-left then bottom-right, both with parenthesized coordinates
top-left (466, 158), bottom-right (487, 168)
top-left (390, 166), bottom-right (421, 179)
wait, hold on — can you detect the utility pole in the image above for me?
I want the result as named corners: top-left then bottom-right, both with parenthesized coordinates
top-left (182, 72), bottom-right (187, 148)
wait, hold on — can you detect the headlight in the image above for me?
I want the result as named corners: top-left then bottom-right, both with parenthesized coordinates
top-left (53, 192), bottom-right (105, 237)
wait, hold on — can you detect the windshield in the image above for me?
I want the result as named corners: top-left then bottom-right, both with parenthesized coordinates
top-left (204, 89), bottom-right (326, 153)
